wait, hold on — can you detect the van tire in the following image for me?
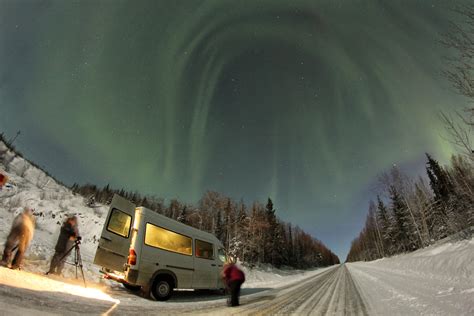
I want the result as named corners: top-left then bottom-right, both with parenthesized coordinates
top-left (152, 278), bottom-right (174, 301)
top-left (123, 283), bottom-right (141, 292)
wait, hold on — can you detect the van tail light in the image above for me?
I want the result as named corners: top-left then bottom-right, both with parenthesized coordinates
top-left (128, 249), bottom-right (137, 265)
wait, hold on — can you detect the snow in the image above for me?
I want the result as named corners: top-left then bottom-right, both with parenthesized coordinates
top-left (242, 264), bottom-right (329, 289)
top-left (348, 235), bottom-right (474, 315)
top-left (0, 267), bottom-right (117, 303)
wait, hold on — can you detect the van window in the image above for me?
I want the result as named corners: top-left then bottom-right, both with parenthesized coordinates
top-left (107, 208), bottom-right (132, 238)
top-left (195, 239), bottom-right (214, 259)
top-left (145, 223), bottom-right (192, 256)
top-left (218, 248), bottom-right (226, 262)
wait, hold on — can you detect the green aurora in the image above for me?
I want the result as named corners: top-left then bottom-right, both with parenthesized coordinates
top-left (0, 0), bottom-right (468, 257)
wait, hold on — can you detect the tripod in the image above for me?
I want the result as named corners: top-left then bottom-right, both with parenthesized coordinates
top-left (48, 238), bottom-right (87, 287)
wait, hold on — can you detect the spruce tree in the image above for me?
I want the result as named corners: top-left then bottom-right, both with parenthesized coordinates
top-left (390, 186), bottom-right (418, 253)
top-left (425, 154), bottom-right (451, 238)
top-left (215, 210), bottom-right (223, 242)
top-left (287, 224), bottom-right (295, 265)
top-left (272, 222), bottom-right (286, 267)
top-left (264, 198), bottom-right (277, 264)
top-left (377, 196), bottom-right (394, 256)
top-left (426, 153), bottom-right (453, 203)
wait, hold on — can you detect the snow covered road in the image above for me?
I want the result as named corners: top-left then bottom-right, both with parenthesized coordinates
top-left (0, 265), bottom-right (371, 315)
top-left (1, 244), bottom-right (473, 316)
top-left (348, 263), bottom-right (473, 316)
top-left (347, 236), bottom-right (474, 316)
top-left (224, 264), bottom-right (368, 316)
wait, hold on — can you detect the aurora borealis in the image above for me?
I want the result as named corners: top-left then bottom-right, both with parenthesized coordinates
top-left (0, 0), bottom-right (468, 258)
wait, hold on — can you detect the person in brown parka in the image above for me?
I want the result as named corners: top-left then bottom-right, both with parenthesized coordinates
top-left (1, 207), bottom-right (35, 270)
top-left (47, 215), bottom-right (79, 275)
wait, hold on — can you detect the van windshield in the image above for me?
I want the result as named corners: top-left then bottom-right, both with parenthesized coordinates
top-left (218, 248), bottom-right (226, 262)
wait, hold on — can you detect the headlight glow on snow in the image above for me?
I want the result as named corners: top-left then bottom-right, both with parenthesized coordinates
top-left (0, 268), bottom-right (120, 304)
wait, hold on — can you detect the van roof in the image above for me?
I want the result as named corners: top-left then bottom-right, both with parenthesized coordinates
top-left (138, 207), bottom-right (223, 247)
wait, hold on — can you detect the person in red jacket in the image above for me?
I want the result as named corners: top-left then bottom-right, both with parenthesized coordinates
top-left (222, 260), bottom-right (245, 307)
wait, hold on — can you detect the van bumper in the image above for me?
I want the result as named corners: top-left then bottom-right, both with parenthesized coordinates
top-left (102, 271), bottom-right (126, 283)
top-left (101, 268), bottom-right (140, 286)
top-left (126, 269), bottom-right (139, 284)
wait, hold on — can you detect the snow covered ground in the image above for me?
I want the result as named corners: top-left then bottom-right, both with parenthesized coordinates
top-left (242, 264), bottom-right (329, 289)
top-left (348, 235), bottom-right (474, 315)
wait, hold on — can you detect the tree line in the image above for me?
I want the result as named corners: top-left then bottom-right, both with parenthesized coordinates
top-left (71, 184), bottom-right (340, 268)
top-left (346, 154), bottom-right (473, 262)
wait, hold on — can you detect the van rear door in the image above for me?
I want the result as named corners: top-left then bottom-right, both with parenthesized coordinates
top-left (94, 194), bottom-right (135, 272)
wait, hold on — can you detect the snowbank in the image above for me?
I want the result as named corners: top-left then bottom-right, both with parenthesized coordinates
top-left (348, 235), bottom-right (474, 315)
top-left (242, 263), bottom-right (329, 289)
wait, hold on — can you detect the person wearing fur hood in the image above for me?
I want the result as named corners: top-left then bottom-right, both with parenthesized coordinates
top-left (0, 207), bottom-right (35, 270)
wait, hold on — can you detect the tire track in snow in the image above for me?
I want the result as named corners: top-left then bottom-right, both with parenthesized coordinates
top-left (221, 264), bottom-right (368, 316)
top-left (295, 265), bottom-right (368, 316)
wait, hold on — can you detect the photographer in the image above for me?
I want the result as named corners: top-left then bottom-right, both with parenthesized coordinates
top-left (0, 207), bottom-right (35, 270)
top-left (47, 215), bottom-right (79, 276)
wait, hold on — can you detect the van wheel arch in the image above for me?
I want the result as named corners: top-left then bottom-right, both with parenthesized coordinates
top-left (150, 270), bottom-right (177, 301)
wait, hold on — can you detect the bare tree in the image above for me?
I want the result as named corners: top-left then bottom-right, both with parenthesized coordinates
top-left (439, 111), bottom-right (473, 161)
top-left (441, 4), bottom-right (474, 161)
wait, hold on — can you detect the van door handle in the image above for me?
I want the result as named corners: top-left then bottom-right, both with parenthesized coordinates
top-left (211, 264), bottom-right (216, 267)
top-left (101, 236), bottom-right (112, 242)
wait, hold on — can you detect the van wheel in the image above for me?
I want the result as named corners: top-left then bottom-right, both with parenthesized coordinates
top-left (152, 279), bottom-right (173, 301)
top-left (123, 283), bottom-right (141, 292)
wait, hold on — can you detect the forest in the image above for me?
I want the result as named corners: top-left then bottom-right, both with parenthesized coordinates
top-left (346, 154), bottom-right (473, 262)
top-left (72, 183), bottom-right (340, 268)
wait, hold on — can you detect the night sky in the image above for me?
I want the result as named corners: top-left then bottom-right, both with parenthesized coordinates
top-left (0, 0), bottom-right (468, 259)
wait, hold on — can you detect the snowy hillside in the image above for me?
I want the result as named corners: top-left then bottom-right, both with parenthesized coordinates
top-left (348, 233), bottom-right (474, 315)
top-left (0, 140), bottom-right (108, 280)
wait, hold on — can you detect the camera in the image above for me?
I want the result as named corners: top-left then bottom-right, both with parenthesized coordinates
top-left (76, 236), bottom-right (82, 241)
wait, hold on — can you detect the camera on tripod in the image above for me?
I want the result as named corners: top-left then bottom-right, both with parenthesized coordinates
top-left (74, 236), bottom-right (82, 246)
top-left (46, 235), bottom-right (86, 287)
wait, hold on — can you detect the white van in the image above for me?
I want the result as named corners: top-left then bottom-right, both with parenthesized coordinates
top-left (94, 194), bottom-right (226, 300)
